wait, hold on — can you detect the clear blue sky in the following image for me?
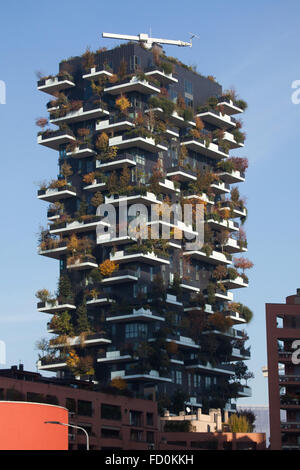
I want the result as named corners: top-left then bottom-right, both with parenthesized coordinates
top-left (1, 0), bottom-right (299, 406)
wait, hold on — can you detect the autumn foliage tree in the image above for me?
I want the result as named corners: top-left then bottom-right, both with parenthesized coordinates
top-left (233, 257), bottom-right (254, 273)
top-left (115, 95), bottom-right (130, 114)
top-left (99, 259), bottom-right (118, 277)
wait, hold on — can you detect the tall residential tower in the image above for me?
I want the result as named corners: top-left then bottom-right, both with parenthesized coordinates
top-left (36, 38), bottom-right (253, 415)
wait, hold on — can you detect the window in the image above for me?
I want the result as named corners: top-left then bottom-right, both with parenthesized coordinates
top-left (79, 423), bottom-right (92, 436)
top-left (176, 370), bottom-right (182, 384)
top-left (101, 403), bottom-right (122, 420)
top-left (45, 395), bottom-right (59, 405)
top-left (59, 145), bottom-right (67, 159)
top-left (66, 398), bottom-right (76, 413)
top-left (27, 392), bottom-right (44, 403)
top-left (184, 79), bottom-right (193, 94)
top-left (136, 154), bottom-right (146, 166)
top-left (101, 428), bottom-right (121, 439)
top-left (146, 431), bottom-right (155, 443)
top-left (146, 412), bottom-right (154, 426)
top-left (125, 323), bottom-right (148, 339)
top-left (130, 410), bottom-right (143, 426)
top-left (184, 97), bottom-right (193, 108)
top-left (130, 429), bottom-right (143, 441)
top-left (78, 400), bottom-right (93, 417)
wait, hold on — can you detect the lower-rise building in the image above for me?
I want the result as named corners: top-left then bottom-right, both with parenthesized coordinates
top-left (266, 289), bottom-right (300, 450)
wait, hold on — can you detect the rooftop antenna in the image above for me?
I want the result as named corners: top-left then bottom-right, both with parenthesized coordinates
top-left (102, 31), bottom-right (192, 49)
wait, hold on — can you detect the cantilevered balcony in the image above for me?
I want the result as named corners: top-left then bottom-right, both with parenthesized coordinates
top-left (147, 219), bottom-right (197, 239)
top-left (183, 249), bottom-right (231, 265)
top-left (196, 110), bottom-right (236, 129)
top-left (86, 295), bottom-right (116, 307)
top-left (110, 250), bottom-right (170, 266)
top-left (184, 193), bottom-right (214, 205)
top-left (106, 307), bottom-right (165, 323)
top-left (66, 256), bottom-right (98, 271)
top-left (49, 333), bottom-right (111, 348)
top-left (100, 269), bottom-right (138, 285)
top-left (50, 103), bottom-right (109, 125)
top-left (37, 357), bottom-right (67, 371)
top-left (221, 131), bottom-right (244, 149)
top-left (37, 129), bottom-right (76, 150)
top-left (231, 347), bottom-right (251, 360)
top-left (185, 360), bottom-right (235, 376)
top-left (66, 143), bottom-right (96, 158)
top-left (97, 233), bottom-right (135, 247)
top-left (166, 165), bottom-right (197, 182)
top-left (210, 181), bottom-right (230, 194)
top-left (38, 241), bottom-right (68, 259)
top-left (82, 67), bottom-right (113, 80)
top-left (218, 276), bottom-right (248, 289)
top-left (96, 117), bottom-right (135, 133)
top-left (184, 304), bottom-right (214, 314)
top-left (83, 179), bottom-right (107, 192)
top-left (206, 217), bottom-right (239, 232)
top-left (97, 350), bottom-right (133, 363)
top-left (37, 76), bottom-right (75, 95)
top-left (158, 179), bottom-right (180, 195)
top-left (223, 237), bottom-right (247, 254)
top-left (145, 68), bottom-right (178, 85)
top-left (218, 202), bottom-right (247, 218)
top-left (214, 289), bottom-right (234, 302)
top-left (217, 169), bottom-right (245, 184)
top-left (104, 77), bottom-right (160, 95)
top-left (217, 97), bottom-right (244, 115)
top-left (37, 300), bottom-right (76, 314)
top-left (109, 135), bottom-right (167, 153)
top-left (237, 385), bottom-right (252, 398)
top-left (181, 138), bottom-right (228, 160)
top-left (145, 108), bottom-right (195, 128)
top-left (180, 279), bottom-right (200, 293)
top-left (110, 369), bottom-right (172, 383)
top-left (96, 153), bottom-right (137, 171)
top-left (225, 310), bottom-right (247, 325)
top-left (104, 191), bottom-right (162, 207)
top-left (37, 185), bottom-right (77, 202)
top-left (50, 217), bottom-right (109, 236)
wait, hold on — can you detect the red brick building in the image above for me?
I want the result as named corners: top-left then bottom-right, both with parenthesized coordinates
top-left (266, 289), bottom-right (300, 450)
top-left (0, 365), bottom-right (265, 450)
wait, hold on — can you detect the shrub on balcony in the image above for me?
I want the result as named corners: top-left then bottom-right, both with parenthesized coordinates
top-left (183, 108), bottom-right (193, 122)
top-left (82, 47), bottom-right (95, 72)
top-left (208, 312), bottom-right (233, 332)
top-left (115, 95), bottom-right (130, 114)
top-left (148, 95), bottom-right (175, 116)
top-left (57, 274), bottom-right (73, 303)
top-left (110, 377), bottom-right (128, 390)
top-left (213, 265), bottom-right (227, 280)
top-left (227, 267), bottom-right (239, 280)
top-left (76, 299), bottom-right (92, 335)
top-left (99, 259), bottom-right (118, 277)
top-left (35, 289), bottom-right (51, 303)
top-left (50, 311), bottom-right (74, 336)
top-left (160, 61), bottom-right (174, 75)
top-left (66, 349), bottom-right (94, 376)
top-left (163, 420), bottom-right (192, 432)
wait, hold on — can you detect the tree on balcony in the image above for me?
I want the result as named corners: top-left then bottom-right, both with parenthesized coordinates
top-left (57, 274), bottom-right (73, 303)
top-left (76, 298), bottom-right (91, 335)
top-left (99, 259), bottom-right (118, 277)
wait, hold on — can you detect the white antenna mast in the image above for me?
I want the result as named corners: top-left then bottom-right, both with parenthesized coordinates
top-left (102, 32), bottom-right (192, 49)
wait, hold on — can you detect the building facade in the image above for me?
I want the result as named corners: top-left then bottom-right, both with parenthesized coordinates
top-left (0, 365), bottom-right (265, 451)
top-left (36, 40), bottom-right (252, 415)
top-left (266, 289), bottom-right (300, 450)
